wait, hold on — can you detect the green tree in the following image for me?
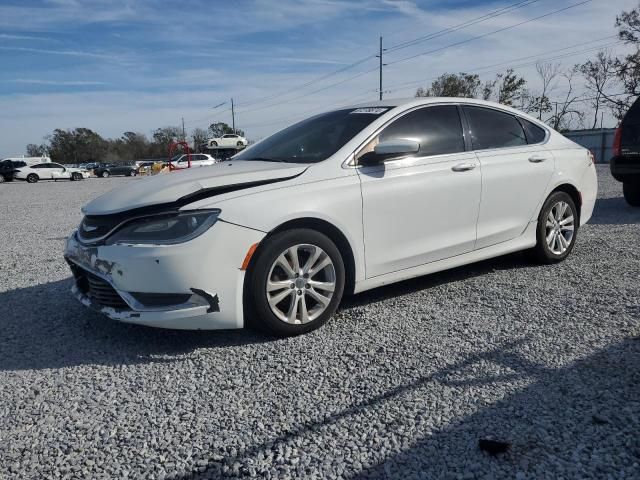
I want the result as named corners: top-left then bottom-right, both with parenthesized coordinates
top-left (26, 143), bottom-right (47, 157)
top-left (191, 127), bottom-right (209, 149)
top-left (415, 73), bottom-right (481, 98)
top-left (47, 128), bottom-right (107, 164)
top-left (208, 121), bottom-right (245, 138)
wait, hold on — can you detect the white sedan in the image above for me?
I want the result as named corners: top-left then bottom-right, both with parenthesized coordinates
top-left (207, 134), bottom-right (248, 148)
top-left (16, 162), bottom-right (90, 183)
top-left (64, 97), bottom-right (597, 336)
top-left (171, 153), bottom-right (218, 169)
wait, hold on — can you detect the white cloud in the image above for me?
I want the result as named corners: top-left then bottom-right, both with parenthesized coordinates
top-left (1, 0), bottom-right (638, 156)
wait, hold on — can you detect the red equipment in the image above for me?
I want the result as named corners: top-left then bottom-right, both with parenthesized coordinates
top-left (168, 141), bottom-right (191, 171)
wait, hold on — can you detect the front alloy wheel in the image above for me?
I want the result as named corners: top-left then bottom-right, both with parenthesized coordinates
top-left (248, 229), bottom-right (345, 336)
top-left (266, 244), bottom-right (336, 324)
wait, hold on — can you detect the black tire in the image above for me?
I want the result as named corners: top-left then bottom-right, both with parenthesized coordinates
top-left (237, 141), bottom-right (243, 147)
top-left (126, 171), bottom-right (132, 177)
top-left (531, 191), bottom-right (579, 264)
top-left (102, 171), bottom-right (110, 178)
top-left (0, 175), bottom-right (5, 183)
top-left (211, 141), bottom-right (218, 147)
top-left (623, 182), bottom-right (640, 207)
top-left (246, 229), bottom-right (345, 337)
top-left (26, 173), bottom-right (38, 184)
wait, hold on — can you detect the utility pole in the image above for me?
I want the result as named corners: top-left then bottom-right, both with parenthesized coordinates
top-left (231, 98), bottom-right (236, 133)
top-left (181, 117), bottom-right (185, 140)
top-left (377, 36), bottom-right (383, 101)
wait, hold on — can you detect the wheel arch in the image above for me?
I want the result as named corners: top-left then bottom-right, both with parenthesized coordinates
top-left (549, 183), bottom-right (582, 223)
top-left (246, 217), bottom-right (357, 295)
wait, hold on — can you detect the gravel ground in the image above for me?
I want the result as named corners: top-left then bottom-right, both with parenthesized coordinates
top-left (0, 167), bottom-right (639, 480)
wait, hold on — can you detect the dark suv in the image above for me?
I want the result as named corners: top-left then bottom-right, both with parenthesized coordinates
top-left (0, 159), bottom-right (27, 182)
top-left (612, 98), bottom-right (640, 206)
top-left (94, 163), bottom-right (137, 178)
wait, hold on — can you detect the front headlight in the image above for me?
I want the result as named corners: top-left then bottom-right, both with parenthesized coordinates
top-left (105, 209), bottom-right (220, 245)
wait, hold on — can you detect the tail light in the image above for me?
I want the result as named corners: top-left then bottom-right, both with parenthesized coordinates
top-left (613, 126), bottom-right (622, 157)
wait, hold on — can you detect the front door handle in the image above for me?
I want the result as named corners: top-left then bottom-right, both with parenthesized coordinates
top-left (528, 156), bottom-right (547, 163)
top-left (451, 162), bottom-right (477, 172)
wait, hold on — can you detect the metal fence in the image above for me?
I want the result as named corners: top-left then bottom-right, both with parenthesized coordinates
top-left (563, 128), bottom-right (616, 164)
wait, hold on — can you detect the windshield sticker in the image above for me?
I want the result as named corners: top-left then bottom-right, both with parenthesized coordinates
top-left (350, 107), bottom-right (389, 115)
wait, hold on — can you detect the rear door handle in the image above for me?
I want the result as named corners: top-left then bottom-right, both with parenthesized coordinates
top-left (451, 162), bottom-right (477, 172)
top-left (528, 156), bottom-right (547, 163)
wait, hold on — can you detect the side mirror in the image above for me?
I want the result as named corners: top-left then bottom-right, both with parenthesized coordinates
top-left (359, 139), bottom-right (420, 166)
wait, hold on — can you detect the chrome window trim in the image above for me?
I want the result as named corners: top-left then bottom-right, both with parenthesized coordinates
top-left (344, 101), bottom-right (551, 168)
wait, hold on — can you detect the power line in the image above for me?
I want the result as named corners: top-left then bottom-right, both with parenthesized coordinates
top-left (385, 0), bottom-right (542, 53)
top-left (386, 0), bottom-right (592, 67)
top-left (381, 36), bottom-right (620, 95)
top-left (234, 54), bottom-right (377, 109)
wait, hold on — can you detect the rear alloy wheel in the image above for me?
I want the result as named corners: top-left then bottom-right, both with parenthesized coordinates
top-left (27, 173), bottom-right (38, 184)
top-left (237, 141), bottom-right (243, 147)
top-left (102, 171), bottom-right (110, 178)
top-left (248, 229), bottom-right (345, 336)
top-left (532, 191), bottom-right (578, 263)
top-left (623, 182), bottom-right (640, 207)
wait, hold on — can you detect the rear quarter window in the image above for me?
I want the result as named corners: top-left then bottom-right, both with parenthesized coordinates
top-left (464, 106), bottom-right (527, 150)
top-left (519, 118), bottom-right (547, 144)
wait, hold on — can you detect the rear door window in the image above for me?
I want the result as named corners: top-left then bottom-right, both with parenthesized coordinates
top-left (464, 106), bottom-right (527, 150)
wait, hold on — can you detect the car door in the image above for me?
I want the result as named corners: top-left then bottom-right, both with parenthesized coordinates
top-left (49, 163), bottom-right (68, 179)
top-left (31, 164), bottom-right (51, 179)
top-left (462, 106), bottom-right (555, 249)
top-left (358, 104), bottom-right (481, 278)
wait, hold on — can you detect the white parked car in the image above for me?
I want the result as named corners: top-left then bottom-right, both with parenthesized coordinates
top-left (171, 153), bottom-right (218, 169)
top-left (16, 162), bottom-right (90, 183)
top-left (64, 98), bottom-right (597, 336)
top-left (207, 134), bottom-right (248, 148)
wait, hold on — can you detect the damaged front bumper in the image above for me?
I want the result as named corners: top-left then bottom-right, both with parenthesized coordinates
top-left (64, 220), bottom-right (265, 330)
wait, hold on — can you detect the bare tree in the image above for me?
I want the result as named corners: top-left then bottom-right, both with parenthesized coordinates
top-left (577, 51), bottom-right (618, 128)
top-left (535, 61), bottom-right (561, 120)
top-left (547, 70), bottom-right (585, 131)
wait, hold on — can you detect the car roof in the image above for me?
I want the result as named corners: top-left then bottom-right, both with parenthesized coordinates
top-left (345, 96), bottom-right (547, 126)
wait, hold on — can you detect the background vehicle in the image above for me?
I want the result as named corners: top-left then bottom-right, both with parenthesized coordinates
top-left (611, 97), bottom-right (640, 206)
top-left (94, 163), bottom-right (137, 178)
top-left (65, 98), bottom-right (597, 337)
top-left (171, 153), bottom-right (218, 169)
top-left (1, 156), bottom-right (52, 166)
top-left (0, 159), bottom-right (27, 182)
top-left (206, 134), bottom-right (248, 148)
top-left (15, 162), bottom-right (89, 183)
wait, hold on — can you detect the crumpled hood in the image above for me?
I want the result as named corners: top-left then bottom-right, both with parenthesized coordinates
top-left (83, 161), bottom-right (308, 215)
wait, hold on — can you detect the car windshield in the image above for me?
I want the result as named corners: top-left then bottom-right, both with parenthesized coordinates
top-left (233, 107), bottom-right (392, 164)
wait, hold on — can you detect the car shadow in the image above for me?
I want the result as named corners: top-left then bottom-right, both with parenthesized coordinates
top-left (0, 278), bottom-right (272, 372)
top-left (177, 336), bottom-right (639, 479)
top-left (341, 251), bottom-right (533, 309)
top-left (588, 195), bottom-right (640, 225)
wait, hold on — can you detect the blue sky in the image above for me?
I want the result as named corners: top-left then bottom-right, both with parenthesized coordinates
top-left (0, 0), bottom-right (635, 156)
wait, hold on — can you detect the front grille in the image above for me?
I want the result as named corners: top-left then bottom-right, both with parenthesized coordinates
top-left (86, 274), bottom-right (129, 309)
top-left (70, 263), bottom-right (130, 310)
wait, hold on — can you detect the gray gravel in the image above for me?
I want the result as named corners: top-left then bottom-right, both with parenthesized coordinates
top-left (0, 167), bottom-right (639, 480)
